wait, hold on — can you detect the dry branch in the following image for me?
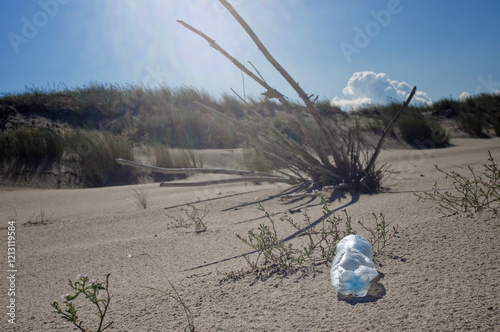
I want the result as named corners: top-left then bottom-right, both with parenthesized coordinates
top-left (160, 176), bottom-right (298, 187)
top-left (177, 19), bottom-right (287, 105)
top-left (279, 183), bottom-right (349, 199)
top-left (116, 158), bottom-right (282, 177)
top-left (218, 0), bottom-right (343, 170)
top-left (364, 86), bottom-right (417, 175)
top-left (176, 1), bottom-right (418, 193)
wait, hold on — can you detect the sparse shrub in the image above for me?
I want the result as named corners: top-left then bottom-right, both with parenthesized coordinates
top-left (52, 274), bottom-right (113, 332)
top-left (167, 203), bottom-right (211, 233)
top-left (358, 211), bottom-right (398, 254)
top-left (416, 151), bottom-right (499, 214)
top-left (236, 192), bottom-right (397, 271)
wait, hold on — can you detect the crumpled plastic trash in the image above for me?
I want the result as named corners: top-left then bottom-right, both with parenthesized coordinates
top-left (330, 234), bottom-right (379, 297)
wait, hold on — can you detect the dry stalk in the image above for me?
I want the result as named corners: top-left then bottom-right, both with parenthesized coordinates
top-left (167, 1), bottom-right (418, 192)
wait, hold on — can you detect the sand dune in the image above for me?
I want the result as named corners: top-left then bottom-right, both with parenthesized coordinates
top-left (1, 138), bottom-right (499, 331)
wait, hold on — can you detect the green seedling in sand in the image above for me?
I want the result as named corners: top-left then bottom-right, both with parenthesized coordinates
top-left (52, 274), bottom-right (113, 332)
top-left (416, 151), bottom-right (499, 215)
top-left (236, 192), bottom-right (397, 271)
top-left (358, 211), bottom-right (398, 255)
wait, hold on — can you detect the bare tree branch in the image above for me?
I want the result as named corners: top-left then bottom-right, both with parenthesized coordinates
top-left (365, 86), bottom-right (417, 174)
top-left (219, 0), bottom-right (344, 171)
top-left (177, 20), bottom-right (287, 104)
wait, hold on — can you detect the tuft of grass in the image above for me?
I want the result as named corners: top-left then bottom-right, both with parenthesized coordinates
top-left (397, 111), bottom-right (450, 148)
top-left (65, 131), bottom-right (136, 187)
top-left (0, 127), bottom-right (65, 180)
top-left (416, 151), bottom-right (499, 215)
top-left (149, 144), bottom-right (203, 182)
top-left (457, 112), bottom-right (486, 137)
top-left (368, 103), bottom-right (450, 148)
top-left (129, 187), bottom-right (150, 209)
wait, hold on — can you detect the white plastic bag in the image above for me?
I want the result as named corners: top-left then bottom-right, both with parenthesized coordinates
top-left (330, 234), bottom-right (378, 297)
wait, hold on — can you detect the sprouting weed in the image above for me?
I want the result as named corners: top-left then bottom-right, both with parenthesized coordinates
top-left (416, 151), bottom-right (499, 215)
top-left (236, 191), bottom-right (397, 271)
top-left (52, 274), bottom-right (113, 332)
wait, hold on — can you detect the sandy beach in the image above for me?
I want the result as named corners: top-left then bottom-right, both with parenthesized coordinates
top-left (1, 137), bottom-right (499, 331)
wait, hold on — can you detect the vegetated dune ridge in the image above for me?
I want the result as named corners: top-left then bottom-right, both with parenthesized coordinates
top-left (0, 138), bottom-right (499, 331)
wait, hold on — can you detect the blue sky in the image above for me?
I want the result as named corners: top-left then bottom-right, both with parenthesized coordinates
top-left (1, 0), bottom-right (499, 110)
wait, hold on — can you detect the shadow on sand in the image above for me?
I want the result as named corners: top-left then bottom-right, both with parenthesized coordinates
top-left (336, 272), bottom-right (386, 305)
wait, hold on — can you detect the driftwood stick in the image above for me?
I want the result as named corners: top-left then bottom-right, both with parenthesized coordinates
top-left (279, 183), bottom-right (349, 200)
top-left (116, 158), bottom-right (282, 177)
top-left (365, 86), bottom-right (417, 174)
top-left (160, 176), bottom-right (299, 187)
top-left (230, 88), bottom-right (250, 106)
top-left (177, 20), bottom-right (287, 104)
top-left (219, 0), bottom-right (344, 173)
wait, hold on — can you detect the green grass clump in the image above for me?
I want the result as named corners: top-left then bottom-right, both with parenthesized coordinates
top-left (432, 93), bottom-right (500, 137)
top-left (65, 131), bottom-right (136, 187)
top-left (457, 112), bottom-right (485, 137)
top-left (416, 151), bottom-right (499, 215)
top-left (397, 111), bottom-right (450, 148)
top-left (358, 103), bottom-right (450, 148)
top-left (0, 127), bottom-right (65, 179)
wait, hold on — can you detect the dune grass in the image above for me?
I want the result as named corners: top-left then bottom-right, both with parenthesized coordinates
top-left (1, 83), bottom-right (498, 187)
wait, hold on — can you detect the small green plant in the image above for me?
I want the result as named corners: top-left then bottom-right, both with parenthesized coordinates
top-left (236, 202), bottom-right (301, 270)
top-left (236, 192), bottom-right (397, 271)
top-left (358, 211), bottom-right (398, 254)
top-left (416, 151), bottom-right (499, 215)
top-left (51, 274), bottom-right (113, 332)
top-left (129, 187), bottom-right (150, 209)
top-left (141, 253), bottom-right (195, 332)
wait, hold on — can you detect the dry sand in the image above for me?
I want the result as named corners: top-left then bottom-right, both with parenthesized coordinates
top-left (1, 138), bottom-right (499, 331)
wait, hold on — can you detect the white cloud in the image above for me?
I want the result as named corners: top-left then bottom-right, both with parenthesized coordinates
top-left (459, 91), bottom-right (472, 101)
top-left (495, 90), bottom-right (500, 96)
top-left (331, 71), bottom-right (432, 111)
